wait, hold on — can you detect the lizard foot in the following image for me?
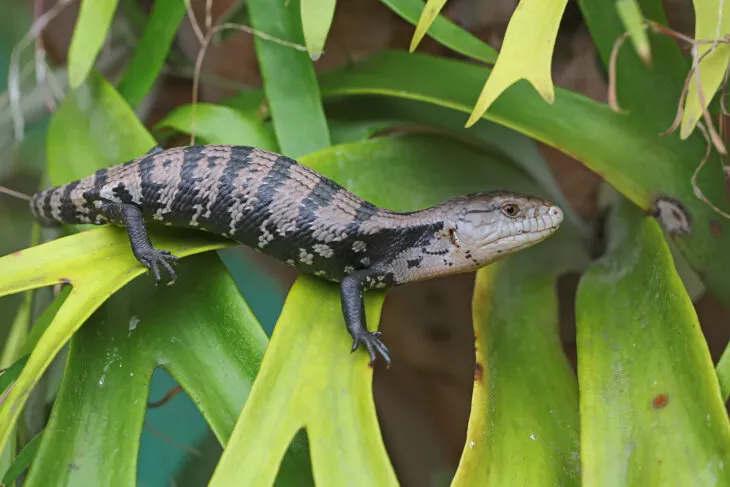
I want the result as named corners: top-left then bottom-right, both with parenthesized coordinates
top-left (136, 249), bottom-right (180, 285)
top-left (351, 330), bottom-right (391, 368)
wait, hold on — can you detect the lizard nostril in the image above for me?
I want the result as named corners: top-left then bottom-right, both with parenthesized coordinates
top-left (549, 206), bottom-right (563, 220)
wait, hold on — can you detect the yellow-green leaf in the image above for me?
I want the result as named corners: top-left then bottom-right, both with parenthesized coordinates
top-left (67, 0), bottom-right (120, 88)
top-left (616, 0), bottom-right (651, 64)
top-left (0, 227), bottom-right (233, 455)
top-left (453, 228), bottom-right (583, 486)
top-left (300, 0), bottom-right (337, 61)
top-left (576, 199), bottom-right (730, 485)
top-left (410, 0), bottom-right (449, 52)
top-left (208, 277), bottom-right (396, 486)
top-left (465, 0), bottom-right (568, 127)
top-left (680, 0), bottom-right (730, 139)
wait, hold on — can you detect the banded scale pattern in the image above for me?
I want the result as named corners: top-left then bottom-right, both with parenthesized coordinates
top-left (29, 143), bottom-right (564, 365)
top-left (30, 145), bottom-right (446, 287)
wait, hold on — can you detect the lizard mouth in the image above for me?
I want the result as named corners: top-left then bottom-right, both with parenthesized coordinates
top-left (484, 226), bottom-right (558, 248)
top-left (480, 212), bottom-right (563, 251)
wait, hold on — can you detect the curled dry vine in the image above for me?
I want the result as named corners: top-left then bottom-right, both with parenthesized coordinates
top-left (185, 0), bottom-right (307, 144)
top-left (608, 18), bottom-right (730, 221)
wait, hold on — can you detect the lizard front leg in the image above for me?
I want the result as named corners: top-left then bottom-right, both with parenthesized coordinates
top-left (340, 270), bottom-right (391, 367)
top-left (102, 202), bottom-right (179, 284)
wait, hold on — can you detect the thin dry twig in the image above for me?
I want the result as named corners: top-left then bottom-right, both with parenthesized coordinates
top-left (187, 18), bottom-right (306, 144)
top-left (0, 186), bottom-right (33, 201)
top-left (8, 0), bottom-right (72, 141)
top-left (692, 122), bottom-right (730, 219)
top-left (661, 46), bottom-right (724, 138)
top-left (183, 0), bottom-right (206, 46)
top-left (608, 30), bottom-right (631, 113)
top-left (690, 44), bottom-right (727, 154)
top-left (34, 0), bottom-right (57, 112)
top-left (720, 64), bottom-right (730, 115)
top-left (205, 0), bottom-right (213, 36)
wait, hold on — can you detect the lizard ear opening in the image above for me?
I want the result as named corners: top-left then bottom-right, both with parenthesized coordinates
top-left (448, 227), bottom-right (460, 248)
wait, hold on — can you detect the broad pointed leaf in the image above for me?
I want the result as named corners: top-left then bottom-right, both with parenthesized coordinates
top-left (453, 236), bottom-right (582, 486)
top-left (300, 0), bottom-right (337, 61)
top-left (576, 199), bottom-right (730, 485)
top-left (465, 0), bottom-right (568, 126)
top-left (409, 0), bottom-right (448, 53)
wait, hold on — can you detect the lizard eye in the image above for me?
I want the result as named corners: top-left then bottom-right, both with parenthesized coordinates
top-left (501, 203), bottom-right (521, 218)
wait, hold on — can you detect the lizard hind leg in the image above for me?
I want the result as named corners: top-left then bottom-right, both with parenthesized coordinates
top-left (101, 201), bottom-right (180, 285)
top-left (340, 270), bottom-right (392, 367)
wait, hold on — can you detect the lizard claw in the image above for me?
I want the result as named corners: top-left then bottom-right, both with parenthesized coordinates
top-left (137, 249), bottom-right (180, 285)
top-left (351, 330), bottom-right (391, 368)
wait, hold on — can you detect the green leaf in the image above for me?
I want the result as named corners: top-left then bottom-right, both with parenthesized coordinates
top-left (317, 50), bottom-right (730, 309)
top-left (2, 431), bottom-right (41, 486)
top-left (465, 0), bottom-right (568, 126)
top-left (0, 227), bottom-right (233, 455)
top-left (379, 0), bottom-right (497, 63)
top-left (409, 0), bottom-right (448, 52)
top-left (328, 119), bottom-right (398, 145)
top-left (679, 1), bottom-right (730, 139)
top-left (247, 0), bottom-right (330, 157)
top-left (0, 355), bottom-right (28, 395)
top-left (67, 0), bottom-right (121, 88)
top-left (616, 0), bottom-right (652, 64)
top-left (117, 0), bottom-right (188, 107)
top-left (717, 345), bottom-right (730, 400)
top-left (300, 0), bottom-right (337, 61)
top-left (576, 199), bottom-right (730, 485)
top-left (47, 71), bottom-right (156, 185)
top-left (208, 277), bottom-right (394, 486)
top-left (153, 102), bottom-right (278, 149)
top-left (22, 254), bottom-right (273, 486)
top-left (18, 286), bottom-right (72, 359)
top-left (453, 239), bottom-right (581, 485)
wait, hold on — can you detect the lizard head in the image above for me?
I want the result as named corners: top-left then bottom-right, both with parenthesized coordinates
top-left (444, 191), bottom-right (564, 265)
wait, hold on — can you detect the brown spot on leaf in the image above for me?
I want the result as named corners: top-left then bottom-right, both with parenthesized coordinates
top-left (60, 278), bottom-right (71, 285)
top-left (711, 220), bottom-right (722, 237)
top-left (473, 362), bottom-right (483, 382)
top-left (652, 393), bottom-right (669, 409)
top-left (652, 197), bottom-right (691, 235)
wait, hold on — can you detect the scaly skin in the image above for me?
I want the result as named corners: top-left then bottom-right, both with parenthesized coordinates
top-left (30, 144), bottom-right (564, 365)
